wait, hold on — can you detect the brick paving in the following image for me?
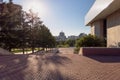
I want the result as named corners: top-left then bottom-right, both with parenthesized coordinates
top-left (58, 48), bottom-right (74, 54)
top-left (0, 49), bottom-right (120, 80)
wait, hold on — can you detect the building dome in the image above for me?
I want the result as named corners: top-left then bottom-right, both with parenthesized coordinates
top-left (59, 31), bottom-right (65, 36)
top-left (55, 31), bottom-right (66, 41)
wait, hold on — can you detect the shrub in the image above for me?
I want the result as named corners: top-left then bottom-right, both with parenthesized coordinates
top-left (57, 44), bottom-right (69, 48)
top-left (74, 47), bottom-right (80, 54)
top-left (75, 34), bottom-right (106, 47)
top-left (65, 39), bottom-right (75, 47)
top-left (74, 34), bottom-right (106, 54)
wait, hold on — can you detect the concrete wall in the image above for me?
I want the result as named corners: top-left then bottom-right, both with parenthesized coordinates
top-left (0, 48), bottom-right (13, 55)
top-left (91, 20), bottom-right (104, 38)
top-left (107, 9), bottom-right (120, 47)
top-left (91, 24), bottom-right (95, 35)
top-left (79, 47), bottom-right (120, 56)
top-left (85, 0), bottom-right (114, 25)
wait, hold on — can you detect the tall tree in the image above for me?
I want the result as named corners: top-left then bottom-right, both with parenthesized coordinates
top-left (24, 9), bottom-right (43, 53)
top-left (0, 1), bottom-right (56, 53)
top-left (0, 2), bottom-right (22, 51)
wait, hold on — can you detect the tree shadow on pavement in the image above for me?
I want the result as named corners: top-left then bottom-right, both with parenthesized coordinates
top-left (39, 53), bottom-right (73, 80)
top-left (47, 68), bottom-right (73, 80)
top-left (87, 56), bottom-right (120, 63)
top-left (0, 54), bottom-right (29, 80)
top-left (0, 53), bottom-right (73, 80)
top-left (43, 53), bottom-right (72, 66)
top-left (32, 53), bottom-right (73, 80)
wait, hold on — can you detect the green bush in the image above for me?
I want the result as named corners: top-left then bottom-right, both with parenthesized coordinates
top-left (74, 47), bottom-right (80, 54)
top-left (57, 44), bottom-right (69, 48)
top-left (75, 34), bottom-right (106, 47)
top-left (74, 34), bottom-right (106, 54)
top-left (65, 39), bottom-right (75, 47)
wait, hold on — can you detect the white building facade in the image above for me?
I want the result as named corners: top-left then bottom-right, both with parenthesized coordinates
top-left (85, 0), bottom-right (120, 47)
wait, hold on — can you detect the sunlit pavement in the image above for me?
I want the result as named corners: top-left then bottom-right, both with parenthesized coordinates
top-left (0, 48), bottom-right (120, 80)
top-left (58, 47), bottom-right (75, 54)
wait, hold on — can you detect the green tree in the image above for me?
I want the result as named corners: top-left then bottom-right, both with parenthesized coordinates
top-left (24, 10), bottom-right (43, 53)
top-left (18, 11), bottom-right (31, 54)
top-left (0, 1), bottom-right (56, 53)
top-left (0, 2), bottom-right (22, 51)
top-left (65, 39), bottom-right (75, 47)
top-left (38, 25), bottom-right (55, 50)
top-left (75, 34), bottom-right (106, 47)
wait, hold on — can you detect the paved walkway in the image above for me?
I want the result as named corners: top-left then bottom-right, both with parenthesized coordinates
top-left (0, 49), bottom-right (120, 80)
top-left (58, 47), bottom-right (75, 54)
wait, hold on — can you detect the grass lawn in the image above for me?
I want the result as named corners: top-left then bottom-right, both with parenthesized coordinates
top-left (11, 48), bottom-right (40, 54)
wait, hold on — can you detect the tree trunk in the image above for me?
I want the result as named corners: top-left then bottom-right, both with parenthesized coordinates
top-left (32, 47), bottom-right (34, 53)
top-left (8, 47), bottom-right (12, 52)
top-left (22, 47), bottom-right (25, 54)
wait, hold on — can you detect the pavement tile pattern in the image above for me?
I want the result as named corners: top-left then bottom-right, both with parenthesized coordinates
top-left (0, 49), bottom-right (120, 80)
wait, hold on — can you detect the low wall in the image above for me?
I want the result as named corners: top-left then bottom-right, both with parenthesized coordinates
top-left (79, 47), bottom-right (120, 56)
top-left (0, 48), bottom-right (13, 55)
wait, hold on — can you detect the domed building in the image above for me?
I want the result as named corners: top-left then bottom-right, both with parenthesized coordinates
top-left (55, 31), bottom-right (67, 41)
top-left (59, 32), bottom-right (65, 37)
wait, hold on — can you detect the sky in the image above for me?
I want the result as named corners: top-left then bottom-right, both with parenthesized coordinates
top-left (4, 0), bottom-right (95, 37)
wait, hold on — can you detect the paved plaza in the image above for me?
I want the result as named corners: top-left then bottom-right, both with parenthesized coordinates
top-left (0, 48), bottom-right (120, 80)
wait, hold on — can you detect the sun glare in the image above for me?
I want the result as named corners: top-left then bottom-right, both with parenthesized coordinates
top-left (22, 0), bottom-right (49, 17)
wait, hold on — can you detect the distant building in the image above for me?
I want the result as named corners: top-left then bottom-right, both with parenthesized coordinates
top-left (68, 33), bottom-right (87, 40)
top-left (55, 31), bottom-right (67, 41)
top-left (85, 0), bottom-right (120, 47)
top-left (67, 35), bottom-right (79, 40)
top-left (79, 33), bottom-right (87, 38)
top-left (55, 32), bottom-right (87, 41)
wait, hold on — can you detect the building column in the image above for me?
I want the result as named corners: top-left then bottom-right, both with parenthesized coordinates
top-left (91, 20), bottom-right (104, 39)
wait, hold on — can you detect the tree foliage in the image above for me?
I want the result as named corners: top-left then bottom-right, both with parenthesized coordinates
top-left (65, 39), bottom-right (75, 47)
top-left (75, 34), bottom-right (106, 48)
top-left (74, 35), bottom-right (106, 54)
top-left (0, 2), bottom-right (55, 53)
top-left (0, 2), bottom-right (22, 51)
